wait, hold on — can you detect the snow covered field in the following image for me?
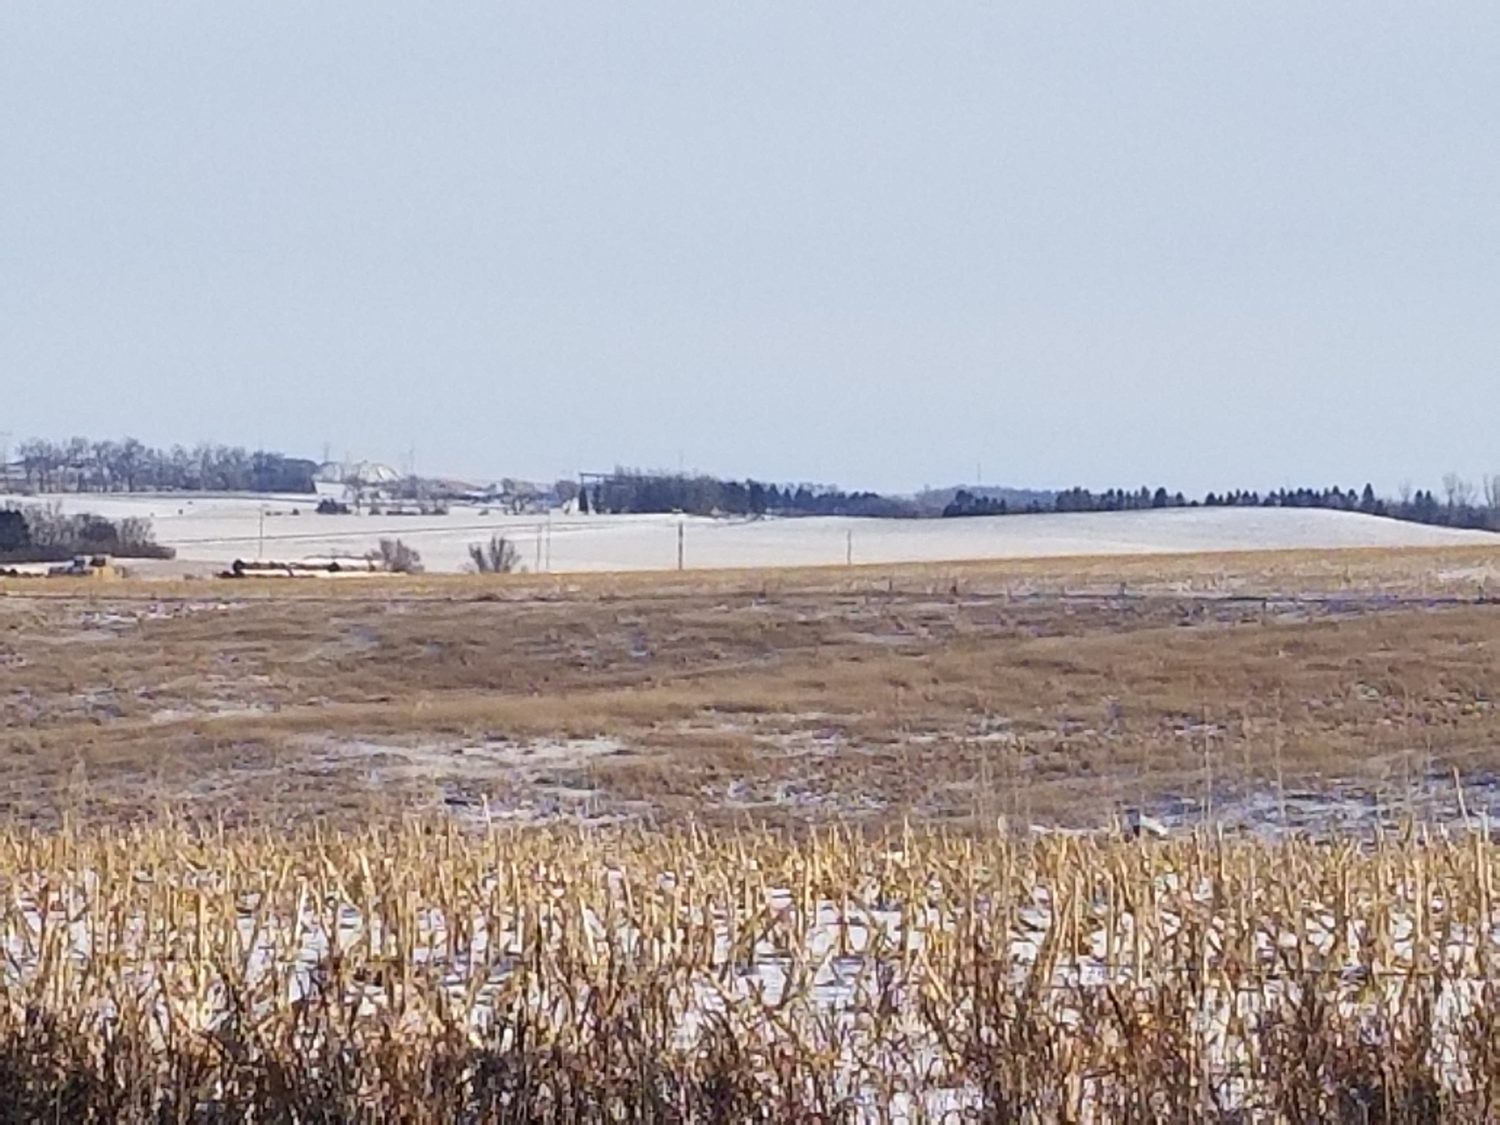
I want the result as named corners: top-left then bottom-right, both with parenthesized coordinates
top-left (3, 492), bottom-right (1494, 574)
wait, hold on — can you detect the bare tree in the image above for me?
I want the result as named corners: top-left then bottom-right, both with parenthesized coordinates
top-left (1484, 474), bottom-right (1500, 512)
top-left (90, 440), bottom-right (119, 492)
top-left (117, 438), bottom-right (146, 492)
top-left (64, 437), bottom-right (90, 491)
top-left (1444, 472), bottom-right (1476, 509)
top-left (16, 440), bottom-right (56, 492)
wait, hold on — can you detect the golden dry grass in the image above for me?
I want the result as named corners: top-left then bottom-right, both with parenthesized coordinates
top-left (2, 544), bottom-right (1499, 830)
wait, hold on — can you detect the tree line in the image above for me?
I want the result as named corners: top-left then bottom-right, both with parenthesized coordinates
top-left (7, 437), bottom-right (318, 494)
top-left (944, 486), bottom-right (1192, 517)
top-left (583, 470), bottom-right (912, 518)
top-left (586, 469), bottom-right (1500, 534)
top-left (944, 478), bottom-right (1500, 532)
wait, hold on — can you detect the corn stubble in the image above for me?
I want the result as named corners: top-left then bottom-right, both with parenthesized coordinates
top-left (2, 821), bottom-right (1500, 1121)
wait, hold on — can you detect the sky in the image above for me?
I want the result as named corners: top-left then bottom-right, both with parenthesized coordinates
top-left (3, 4), bottom-right (1498, 496)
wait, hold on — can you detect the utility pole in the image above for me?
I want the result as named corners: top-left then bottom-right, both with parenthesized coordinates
top-left (846, 528), bottom-right (853, 566)
top-left (677, 520), bottom-right (684, 571)
top-left (258, 506), bottom-right (266, 560)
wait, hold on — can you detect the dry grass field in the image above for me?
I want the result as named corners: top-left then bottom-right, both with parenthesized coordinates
top-left (3, 544), bottom-right (1500, 834)
top-left (6, 544), bottom-right (1500, 1118)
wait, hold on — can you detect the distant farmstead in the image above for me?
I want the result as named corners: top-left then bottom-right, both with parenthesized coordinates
top-left (314, 461), bottom-right (403, 502)
top-left (314, 461), bottom-right (402, 488)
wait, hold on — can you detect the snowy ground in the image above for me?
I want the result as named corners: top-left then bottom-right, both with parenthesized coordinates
top-left (3, 492), bottom-right (1494, 574)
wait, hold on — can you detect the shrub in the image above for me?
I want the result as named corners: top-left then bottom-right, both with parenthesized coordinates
top-left (369, 538), bottom-right (422, 574)
top-left (468, 534), bottom-right (520, 574)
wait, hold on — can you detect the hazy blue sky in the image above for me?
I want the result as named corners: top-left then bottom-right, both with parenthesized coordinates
top-left (3, 4), bottom-right (1497, 494)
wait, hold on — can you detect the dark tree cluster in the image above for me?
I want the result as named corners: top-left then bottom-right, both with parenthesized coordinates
top-left (0, 504), bottom-right (173, 563)
top-left (942, 490), bottom-right (1010, 517)
top-left (0, 510), bottom-right (28, 554)
top-left (9, 437), bottom-right (317, 495)
top-left (582, 471), bottom-right (917, 519)
top-left (1052, 486), bottom-right (1186, 513)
